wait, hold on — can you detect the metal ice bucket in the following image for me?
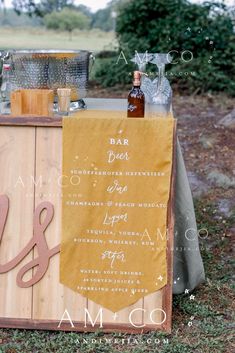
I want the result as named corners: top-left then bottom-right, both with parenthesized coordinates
top-left (1, 50), bottom-right (92, 102)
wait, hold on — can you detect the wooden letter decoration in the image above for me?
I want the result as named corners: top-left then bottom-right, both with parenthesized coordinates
top-left (0, 195), bottom-right (60, 288)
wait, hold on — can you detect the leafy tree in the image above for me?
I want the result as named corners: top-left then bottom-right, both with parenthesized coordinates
top-left (0, 8), bottom-right (41, 26)
top-left (12, 0), bottom-right (74, 17)
top-left (116, 0), bottom-right (229, 56)
top-left (92, 7), bottom-right (113, 32)
top-left (44, 8), bottom-right (90, 39)
top-left (91, 0), bottom-right (124, 31)
top-left (76, 4), bottom-right (92, 19)
top-left (0, 0), bottom-right (6, 15)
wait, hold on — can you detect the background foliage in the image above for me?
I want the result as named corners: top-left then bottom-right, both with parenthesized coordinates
top-left (12, 0), bottom-right (74, 17)
top-left (9, 0), bottom-right (119, 31)
top-left (44, 8), bottom-right (90, 34)
top-left (1, 0), bottom-right (234, 95)
top-left (94, 0), bottom-right (235, 96)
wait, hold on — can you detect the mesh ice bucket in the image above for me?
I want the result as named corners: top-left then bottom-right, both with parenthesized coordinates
top-left (4, 50), bottom-right (92, 102)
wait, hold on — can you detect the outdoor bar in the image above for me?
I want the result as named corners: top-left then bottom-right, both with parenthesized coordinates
top-left (0, 1), bottom-right (234, 351)
top-left (0, 49), bottom-right (205, 334)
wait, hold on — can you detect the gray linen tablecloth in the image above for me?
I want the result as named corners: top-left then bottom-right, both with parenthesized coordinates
top-left (85, 98), bottom-right (205, 294)
top-left (173, 139), bottom-right (205, 293)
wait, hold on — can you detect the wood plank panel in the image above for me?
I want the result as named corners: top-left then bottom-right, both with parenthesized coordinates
top-left (32, 127), bottom-right (86, 321)
top-left (0, 317), bottom-right (158, 333)
top-left (0, 118), bottom-right (175, 332)
top-left (0, 116), bottom-right (62, 127)
top-left (0, 126), bottom-right (35, 319)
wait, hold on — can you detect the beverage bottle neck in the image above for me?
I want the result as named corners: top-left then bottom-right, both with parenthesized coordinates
top-left (132, 70), bottom-right (142, 89)
top-left (133, 77), bottom-right (141, 89)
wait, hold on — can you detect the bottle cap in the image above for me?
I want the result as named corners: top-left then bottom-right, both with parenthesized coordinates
top-left (133, 71), bottom-right (141, 86)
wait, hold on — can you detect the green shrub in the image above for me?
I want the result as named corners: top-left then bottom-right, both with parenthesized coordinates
top-left (94, 56), bottom-right (134, 87)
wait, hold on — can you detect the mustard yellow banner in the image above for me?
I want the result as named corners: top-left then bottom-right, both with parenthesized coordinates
top-left (60, 111), bottom-right (175, 312)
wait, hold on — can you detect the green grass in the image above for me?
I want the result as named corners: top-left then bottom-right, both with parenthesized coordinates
top-left (0, 27), bottom-right (117, 52)
top-left (0, 196), bottom-right (234, 353)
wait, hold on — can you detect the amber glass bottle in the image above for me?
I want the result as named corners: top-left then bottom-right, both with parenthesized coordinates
top-left (127, 71), bottom-right (145, 118)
